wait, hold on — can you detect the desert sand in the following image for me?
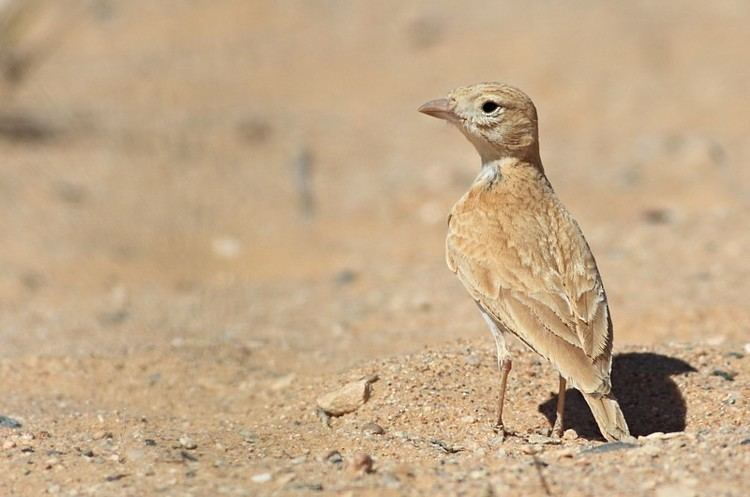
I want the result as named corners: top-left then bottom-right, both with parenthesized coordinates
top-left (0, 1), bottom-right (748, 496)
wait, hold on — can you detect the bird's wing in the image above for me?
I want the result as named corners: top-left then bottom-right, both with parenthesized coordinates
top-left (446, 185), bottom-right (612, 393)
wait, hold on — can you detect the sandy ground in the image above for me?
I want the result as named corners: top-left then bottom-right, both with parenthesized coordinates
top-left (0, 1), bottom-right (749, 496)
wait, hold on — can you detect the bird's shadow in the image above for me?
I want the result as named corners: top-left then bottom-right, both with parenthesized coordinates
top-left (538, 352), bottom-right (697, 440)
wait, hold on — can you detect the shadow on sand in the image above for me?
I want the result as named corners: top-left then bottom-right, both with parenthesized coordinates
top-left (538, 352), bottom-right (697, 440)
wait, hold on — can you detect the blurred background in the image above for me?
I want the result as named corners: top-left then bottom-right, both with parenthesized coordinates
top-left (1, 0), bottom-right (748, 370)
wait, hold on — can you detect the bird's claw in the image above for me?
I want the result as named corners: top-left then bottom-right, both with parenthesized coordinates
top-left (492, 423), bottom-right (517, 441)
top-left (548, 418), bottom-right (564, 438)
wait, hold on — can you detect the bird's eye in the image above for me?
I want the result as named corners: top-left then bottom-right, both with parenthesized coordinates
top-left (481, 101), bottom-right (500, 113)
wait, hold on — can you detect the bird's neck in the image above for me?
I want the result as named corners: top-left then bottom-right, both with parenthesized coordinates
top-left (480, 154), bottom-right (544, 175)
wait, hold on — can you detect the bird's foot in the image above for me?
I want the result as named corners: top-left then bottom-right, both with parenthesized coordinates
top-left (547, 426), bottom-right (564, 439)
top-left (492, 422), bottom-right (517, 442)
top-left (548, 417), bottom-right (564, 438)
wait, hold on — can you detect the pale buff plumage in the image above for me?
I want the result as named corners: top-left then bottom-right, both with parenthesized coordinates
top-left (419, 83), bottom-right (631, 442)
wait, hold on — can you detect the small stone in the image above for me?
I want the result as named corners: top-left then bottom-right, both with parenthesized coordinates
top-left (316, 408), bottom-right (331, 428)
top-left (430, 439), bottom-right (463, 454)
top-left (333, 269), bottom-right (357, 286)
top-left (251, 472), bottom-right (272, 483)
top-left (316, 377), bottom-right (376, 416)
top-left (351, 452), bottom-right (374, 474)
top-left (19, 432), bottom-right (35, 442)
top-left (554, 447), bottom-right (577, 458)
top-left (362, 422), bottom-right (385, 435)
top-left (179, 436), bottom-right (197, 450)
top-left (642, 208), bottom-right (673, 224)
top-left (710, 369), bottom-right (736, 381)
top-left (2, 440), bottom-right (16, 449)
top-left (180, 450), bottom-right (198, 462)
top-left (93, 431), bottom-right (113, 440)
top-left (580, 441), bottom-right (637, 454)
top-left (562, 429), bottom-right (578, 440)
top-left (643, 431), bottom-right (666, 440)
top-left (276, 473), bottom-right (296, 486)
top-left (527, 434), bottom-right (562, 445)
top-left (464, 354), bottom-right (481, 367)
top-left (643, 431), bottom-right (683, 440)
top-left (324, 450), bottom-right (343, 464)
top-left (0, 415), bottom-right (22, 429)
top-left (460, 415), bottom-right (476, 425)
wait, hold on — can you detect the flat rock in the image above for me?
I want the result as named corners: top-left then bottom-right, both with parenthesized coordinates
top-left (580, 441), bottom-right (638, 454)
top-left (0, 415), bottom-right (22, 429)
top-left (316, 377), bottom-right (375, 416)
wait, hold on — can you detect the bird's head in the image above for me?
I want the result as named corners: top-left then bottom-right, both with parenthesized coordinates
top-left (419, 82), bottom-right (540, 164)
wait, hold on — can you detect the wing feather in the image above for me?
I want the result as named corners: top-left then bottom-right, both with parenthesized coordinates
top-left (447, 175), bottom-right (613, 393)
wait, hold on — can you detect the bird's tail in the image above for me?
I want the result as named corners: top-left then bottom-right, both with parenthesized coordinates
top-left (581, 392), bottom-right (632, 442)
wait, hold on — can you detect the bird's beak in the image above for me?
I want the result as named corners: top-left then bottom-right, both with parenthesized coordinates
top-left (418, 98), bottom-right (455, 120)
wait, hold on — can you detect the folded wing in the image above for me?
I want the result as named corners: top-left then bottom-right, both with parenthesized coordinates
top-left (446, 187), bottom-right (613, 394)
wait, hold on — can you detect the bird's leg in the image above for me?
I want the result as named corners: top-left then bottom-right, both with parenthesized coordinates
top-left (479, 310), bottom-right (514, 438)
top-left (495, 356), bottom-right (512, 435)
top-left (549, 375), bottom-right (566, 437)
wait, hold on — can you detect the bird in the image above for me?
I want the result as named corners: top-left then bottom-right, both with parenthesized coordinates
top-left (418, 83), bottom-right (631, 442)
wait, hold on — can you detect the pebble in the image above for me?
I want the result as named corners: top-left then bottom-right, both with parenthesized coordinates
top-left (251, 472), bottom-right (272, 483)
top-left (0, 415), bottom-right (22, 429)
top-left (324, 450), bottom-right (343, 464)
top-left (553, 447), bottom-right (577, 458)
top-left (93, 431), bottom-right (113, 440)
top-left (642, 431), bottom-right (684, 440)
top-left (710, 369), bottom-right (736, 381)
top-left (527, 434), bottom-right (562, 445)
top-left (276, 472), bottom-right (296, 486)
top-left (179, 436), bottom-right (197, 450)
top-left (2, 440), bottom-right (16, 450)
top-left (351, 452), bottom-right (374, 473)
top-left (464, 354), bottom-right (482, 367)
top-left (362, 422), bottom-right (385, 435)
top-left (316, 377), bottom-right (376, 416)
top-left (580, 441), bottom-right (637, 454)
top-left (333, 269), bottom-right (357, 286)
top-left (562, 429), bottom-right (578, 440)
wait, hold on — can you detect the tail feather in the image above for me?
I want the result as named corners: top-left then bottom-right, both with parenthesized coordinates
top-left (581, 392), bottom-right (632, 442)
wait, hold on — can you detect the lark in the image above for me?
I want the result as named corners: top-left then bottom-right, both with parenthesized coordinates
top-left (419, 83), bottom-right (631, 442)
